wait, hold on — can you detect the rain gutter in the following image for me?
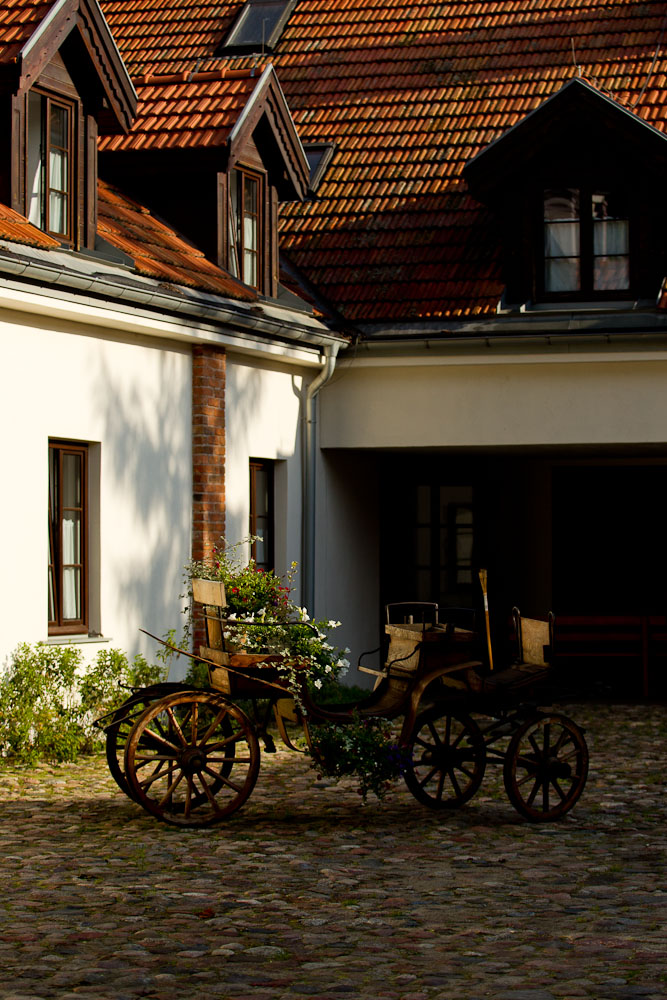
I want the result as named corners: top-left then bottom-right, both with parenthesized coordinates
top-left (303, 343), bottom-right (340, 613)
top-left (0, 252), bottom-right (345, 358)
top-left (341, 328), bottom-right (667, 366)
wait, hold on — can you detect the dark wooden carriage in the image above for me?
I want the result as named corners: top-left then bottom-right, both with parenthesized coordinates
top-left (100, 582), bottom-right (588, 827)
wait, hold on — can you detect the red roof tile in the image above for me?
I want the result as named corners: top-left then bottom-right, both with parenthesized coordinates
top-left (99, 68), bottom-right (262, 151)
top-left (0, 203), bottom-right (61, 249)
top-left (96, 1), bottom-right (667, 320)
top-left (0, 0), bottom-right (55, 65)
top-left (97, 180), bottom-right (257, 298)
top-left (0, 182), bottom-right (256, 303)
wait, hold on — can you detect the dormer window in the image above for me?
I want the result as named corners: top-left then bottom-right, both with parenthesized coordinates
top-left (228, 167), bottom-right (262, 289)
top-left (543, 188), bottom-right (629, 296)
top-left (27, 91), bottom-right (75, 242)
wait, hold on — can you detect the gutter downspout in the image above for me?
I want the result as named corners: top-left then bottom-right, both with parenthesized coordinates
top-left (303, 343), bottom-right (340, 612)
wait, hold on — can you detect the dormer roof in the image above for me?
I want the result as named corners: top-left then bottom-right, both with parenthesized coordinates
top-left (464, 78), bottom-right (667, 205)
top-left (0, 0), bottom-right (136, 134)
top-left (100, 63), bottom-right (309, 201)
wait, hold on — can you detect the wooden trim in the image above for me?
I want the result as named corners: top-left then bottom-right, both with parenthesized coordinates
top-left (85, 112), bottom-right (97, 247)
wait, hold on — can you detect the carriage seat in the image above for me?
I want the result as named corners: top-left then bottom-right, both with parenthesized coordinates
top-left (477, 608), bottom-right (553, 694)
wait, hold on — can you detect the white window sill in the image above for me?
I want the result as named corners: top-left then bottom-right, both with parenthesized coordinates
top-left (46, 634), bottom-right (112, 646)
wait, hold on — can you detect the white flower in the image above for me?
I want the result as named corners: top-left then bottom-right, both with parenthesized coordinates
top-left (299, 608), bottom-right (310, 622)
top-left (313, 678), bottom-right (323, 688)
top-left (336, 657), bottom-right (350, 670)
top-left (343, 647), bottom-right (351, 655)
top-left (324, 664), bottom-right (332, 673)
top-left (327, 620), bottom-right (341, 628)
top-left (227, 612), bottom-right (237, 621)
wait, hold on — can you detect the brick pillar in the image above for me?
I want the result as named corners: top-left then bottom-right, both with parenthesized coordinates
top-left (192, 346), bottom-right (226, 649)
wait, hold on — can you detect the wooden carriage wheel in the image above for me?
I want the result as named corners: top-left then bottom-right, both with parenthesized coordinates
top-left (124, 690), bottom-right (260, 826)
top-left (404, 707), bottom-right (486, 809)
top-left (105, 683), bottom-right (192, 799)
top-left (503, 713), bottom-right (589, 821)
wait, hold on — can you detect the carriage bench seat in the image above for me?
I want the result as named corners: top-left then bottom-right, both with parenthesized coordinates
top-left (475, 660), bottom-right (551, 695)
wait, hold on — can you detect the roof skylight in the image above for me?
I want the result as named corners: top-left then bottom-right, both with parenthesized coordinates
top-left (218, 0), bottom-right (296, 55)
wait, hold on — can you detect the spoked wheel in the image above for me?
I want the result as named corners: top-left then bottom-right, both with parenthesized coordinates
top-left (503, 713), bottom-right (589, 822)
top-left (105, 683), bottom-right (191, 799)
top-left (404, 708), bottom-right (486, 809)
top-left (124, 690), bottom-right (260, 826)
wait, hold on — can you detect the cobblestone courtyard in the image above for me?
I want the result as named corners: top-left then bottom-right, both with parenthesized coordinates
top-left (0, 703), bottom-right (665, 1000)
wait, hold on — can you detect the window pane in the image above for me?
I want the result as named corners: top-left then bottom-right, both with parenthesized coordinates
top-left (545, 257), bottom-right (580, 292)
top-left (232, 2), bottom-right (286, 45)
top-left (544, 189), bottom-right (579, 221)
top-left (594, 219), bottom-right (628, 256)
top-left (245, 176), bottom-right (258, 214)
top-left (594, 256), bottom-right (630, 291)
top-left (244, 249), bottom-right (257, 286)
top-left (545, 222), bottom-right (580, 258)
top-left (62, 567), bottom-right (81, 620)
top-left (62, 511), bottom-right (81, 563)
top-left (592, 190), bottom-right (626, 221)
top-left (49, 192), bottom-right (67, 234)
top-left (49, 148), bottom-right (67, 191)
top-left (244, 214), bottom-right (257, 252)
top-left (62, 454), bottom-right (82, 507)
top-left (50, 105), bottom-right (68, 149)
top-left (27, 92), bottom-right (44, 228)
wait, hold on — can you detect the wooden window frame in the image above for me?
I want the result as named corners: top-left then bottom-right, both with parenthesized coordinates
top-left (249, 459), bottom-right (274, 571)
top-left (48, 441), bottom-right (88, 634)
top-left (538, 186), bottom-right (631, 302)
top-left (27, 89), bottom-right (76, 245)
top-left (229, 166), bottom-right (264, 291)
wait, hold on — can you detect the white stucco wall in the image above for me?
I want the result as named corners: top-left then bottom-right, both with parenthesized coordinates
top-left (314, 450), bottom-right (380, 687)
top-left (320, 353), bottom-right (667, 449)
top-left (0, 308), bottom-right (192, 666)
top-left (225, 355), bottom-right (305, 596)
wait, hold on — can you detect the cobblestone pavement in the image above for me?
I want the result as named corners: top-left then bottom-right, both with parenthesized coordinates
top-left (0, 703), bottom-right (665, 1000)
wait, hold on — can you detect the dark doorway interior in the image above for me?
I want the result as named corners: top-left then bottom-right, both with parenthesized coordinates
top-left (378, 453), bottom-right (667, 697)
top-left (552, 464), bottom-right (667, 615)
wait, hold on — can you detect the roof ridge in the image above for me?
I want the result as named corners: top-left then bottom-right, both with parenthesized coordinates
top-left (134, 66), bottom-right (265, 87)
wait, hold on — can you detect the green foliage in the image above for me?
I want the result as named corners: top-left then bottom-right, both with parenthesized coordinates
top-left (185, 537), bottom-right (351, 707)
top-left (0, 642), bottom-right (166, 765)
top-left (186, 538), bottom-right (292, 619)
top-left (183, 657), bottom-right (210, 689)
top-left (308, 711), bottom-right (410, 802)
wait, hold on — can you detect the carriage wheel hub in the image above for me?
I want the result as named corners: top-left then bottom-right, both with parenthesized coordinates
top-left (180, 746), bottom-right (206, 775)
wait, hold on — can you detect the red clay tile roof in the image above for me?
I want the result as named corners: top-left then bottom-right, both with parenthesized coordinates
top-left (97, 179), bottom-right (257, 298)
top-left (99, 68), bottom-right (263, 152)
top-left (0, 184), bottom-right (256, 302)
top-left (0, 0), bottom-right (55, 65)
top-left (79, 2), bottom-right (667, 320)
top-left (0, 203), bottom-right (61, 248)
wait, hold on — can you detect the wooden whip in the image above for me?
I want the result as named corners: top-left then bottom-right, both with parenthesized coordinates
top-left (478, 568), bottom-right (494, 671)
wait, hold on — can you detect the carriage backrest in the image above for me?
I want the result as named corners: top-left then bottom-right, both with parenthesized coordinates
top-left (192, 578), bottom-right (227, 650)
top-left (513, 607), bottom-right (554, 666)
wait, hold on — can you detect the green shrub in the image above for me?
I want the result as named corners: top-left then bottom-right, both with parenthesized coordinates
top-left (0, 642), bottom-right (166, 765)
